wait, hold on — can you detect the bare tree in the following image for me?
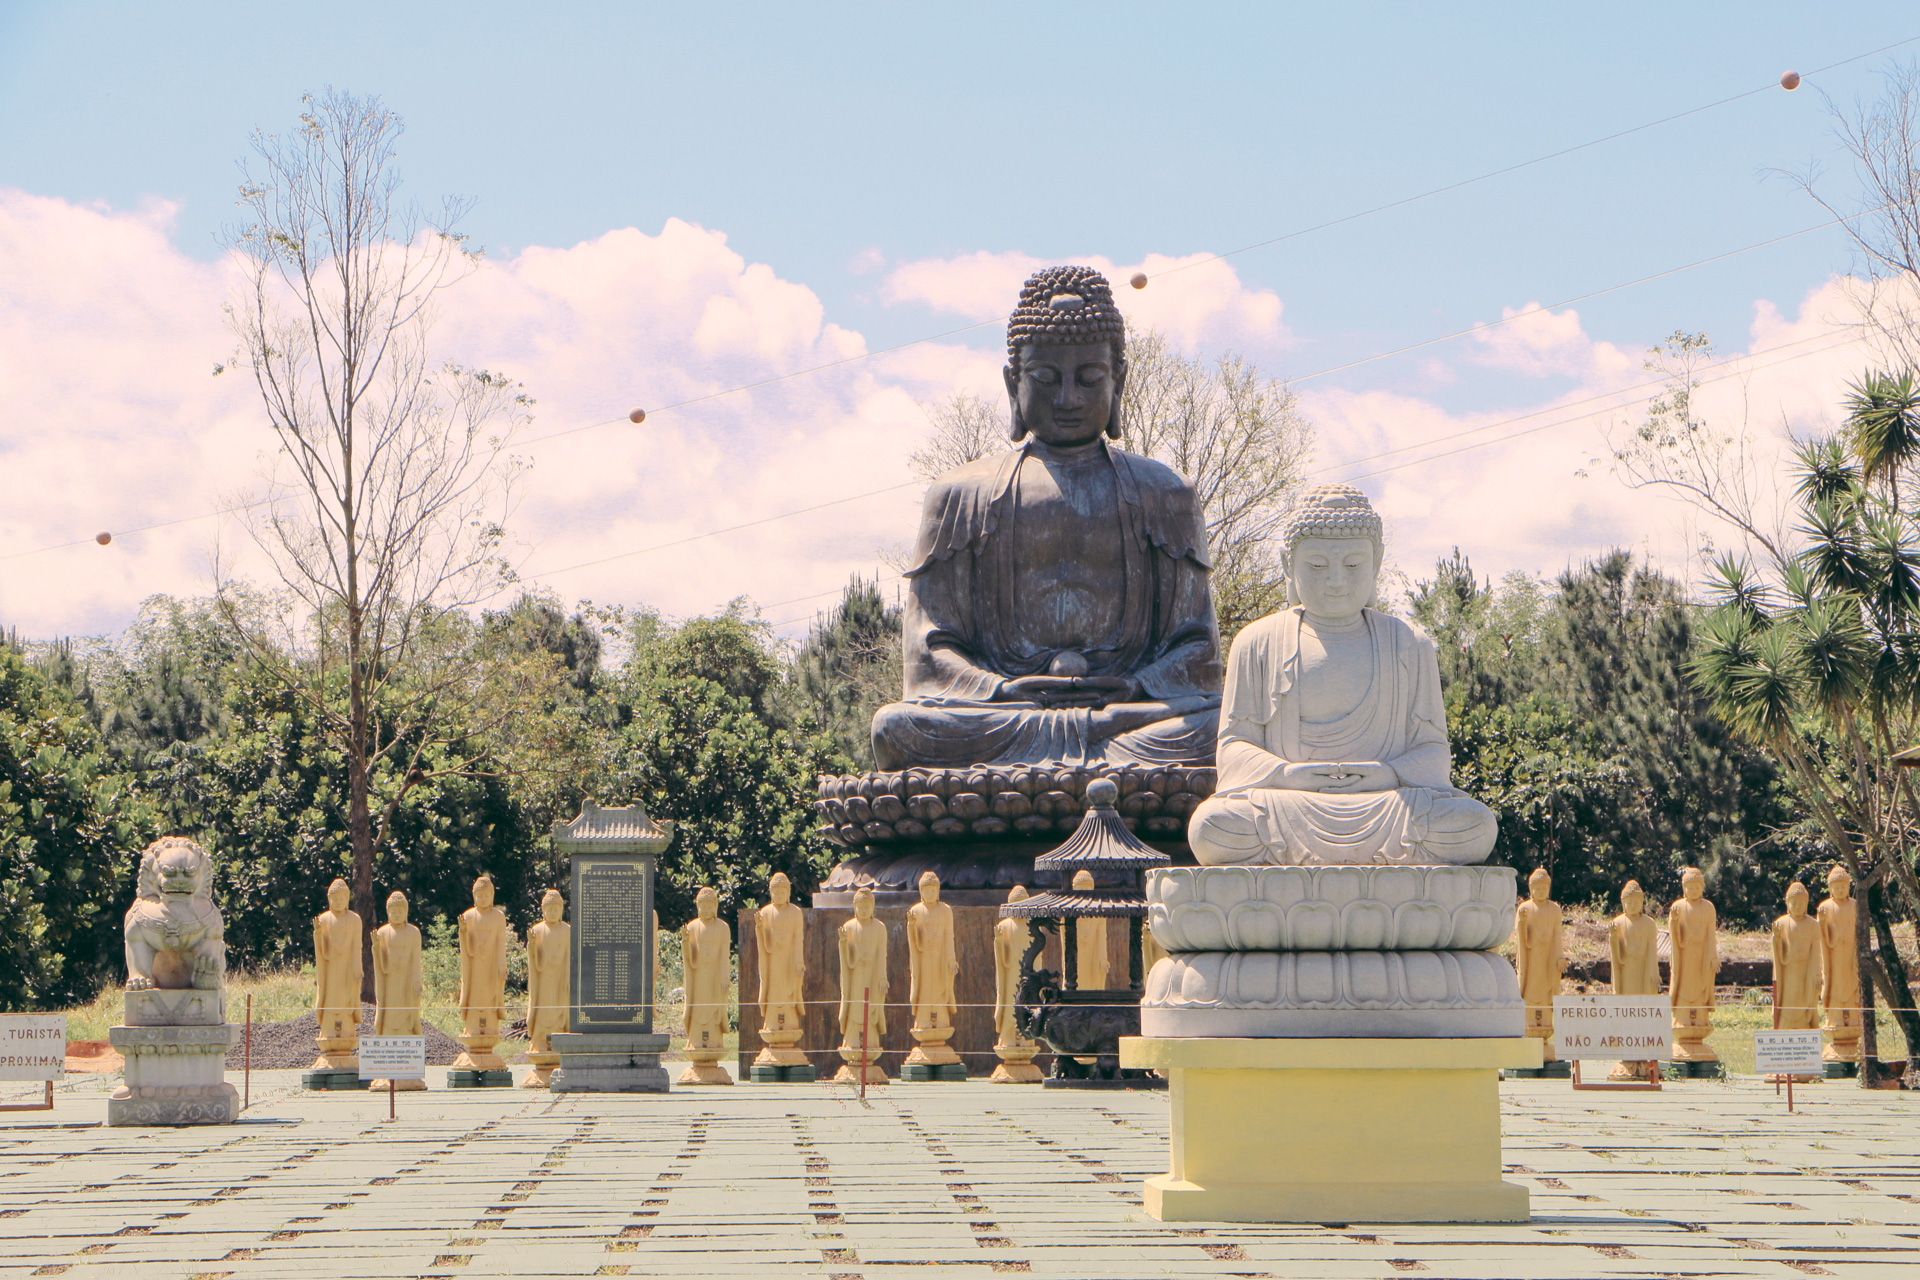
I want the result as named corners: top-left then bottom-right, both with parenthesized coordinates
top-left (219, 90), bottom-right (529, 989)
top-left (1603, 331), bottom-right (1794, 576)
top-left (908, 391), bottom-right (1007, 482)
top-left (1798, 63), bottom-right (1920, 373)
top-left (1119, 332), bottom-right (1314, 638)
top-left (906, 332), bottom-right (1314, 639)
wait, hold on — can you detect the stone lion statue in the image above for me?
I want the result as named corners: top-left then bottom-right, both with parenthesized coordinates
top-left (123, 836), bottom-right (225, 992)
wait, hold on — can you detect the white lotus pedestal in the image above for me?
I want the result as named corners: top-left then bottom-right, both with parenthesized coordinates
top-left (1120, 1036), bottom-right (1541, 1223)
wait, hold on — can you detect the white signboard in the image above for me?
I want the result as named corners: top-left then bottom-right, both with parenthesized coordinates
top-left (0, 1015), bottom-right (66, 1081)
top-left (358, 1036), bottom-right (426, 1081)
top-left (1552, 995), bottom-right (1672, 1062)
top-left (1753, 1029), bottom-right (1825, 1077)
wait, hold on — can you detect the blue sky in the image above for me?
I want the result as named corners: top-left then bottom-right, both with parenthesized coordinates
top-left (3, 2), bottom-right (1918, 634)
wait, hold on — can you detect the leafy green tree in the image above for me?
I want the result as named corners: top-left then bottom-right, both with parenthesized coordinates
top-left (169, 661), bottom-right (541, 968)
top-left (1548, 554), bottom-right (1792, 919)
top-left (1411, 555), bottom-right (1634, 907)
top-left (1410, 550), bottom-right (1791, 919)
top-left (603, 605), bottom-right (839, 926)
top-left (784, 577), bottom-right (901, 771)
top-left (0, 645), bottom-right (152, 1008)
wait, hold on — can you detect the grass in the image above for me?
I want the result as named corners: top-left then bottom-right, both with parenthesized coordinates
top-left (55, 928), bottom-right (1906, 1075)
top-left (60, 968), bottom-right (314, 1040)
top-left (1703, 996), bottom-right (1908, 1077)
top-left (59, 967), bottom-right (530, 1062)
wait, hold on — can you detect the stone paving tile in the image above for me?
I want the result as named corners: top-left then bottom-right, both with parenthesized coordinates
top-left (2, 1070), bottom-right (1918, 1277)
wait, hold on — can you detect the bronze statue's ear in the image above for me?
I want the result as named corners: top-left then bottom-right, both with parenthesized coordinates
top-left (1107, 355), bottom-right (1128, 439)
top-left (1004, 364), bottom-right (1026, 440)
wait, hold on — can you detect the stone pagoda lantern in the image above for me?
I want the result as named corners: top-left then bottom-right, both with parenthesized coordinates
top-left (999, 777), bottom-right (1168, 1089)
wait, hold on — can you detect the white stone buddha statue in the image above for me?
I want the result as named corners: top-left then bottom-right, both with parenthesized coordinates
top-left (1187, 485), bottom-right (1498, 866)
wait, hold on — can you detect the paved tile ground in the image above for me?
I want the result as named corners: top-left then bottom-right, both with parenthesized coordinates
top-left (1, 1068), bottom-right (1915, 1279)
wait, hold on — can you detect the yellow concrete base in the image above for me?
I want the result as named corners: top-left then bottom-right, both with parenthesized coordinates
top-left (1120, 1036), bottom-right (1542, 1224)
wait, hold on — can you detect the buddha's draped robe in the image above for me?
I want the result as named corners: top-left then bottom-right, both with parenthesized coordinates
top-left (871, 439), bottom-right (1221, 770)
top-left (1188, 607), bottom-right (1498, 865)
top-left (1771, 911), bottom-right (1824, 1031)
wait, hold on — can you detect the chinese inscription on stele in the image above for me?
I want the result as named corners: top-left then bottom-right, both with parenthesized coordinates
top-left (571, 856), bottom-right (654, 1033)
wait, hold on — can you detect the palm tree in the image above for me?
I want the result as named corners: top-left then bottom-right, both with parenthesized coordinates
top-left (1689, 431), bottom-right (1920, 1080)
top-left (1844, 370), bottom-right (1920, 510)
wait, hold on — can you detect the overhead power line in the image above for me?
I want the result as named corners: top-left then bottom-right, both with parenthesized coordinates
top-left (511, 217), bottom-right (1868, 587)
top-left (759, 324), bottom-right (1872, 628)
top-left (1150, 35), bottom-right (1920, 284)
top-left (6, 41), bottom-right (1904, 565)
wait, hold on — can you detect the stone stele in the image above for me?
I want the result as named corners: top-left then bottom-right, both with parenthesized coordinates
top-left (547, 799), bottom-right (673, 1094)
top-left (109, 836), bottom-right (239, 1126)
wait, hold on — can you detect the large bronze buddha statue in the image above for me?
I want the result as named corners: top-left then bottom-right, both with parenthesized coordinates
top-left (816, 266), bottom-right (1222, 902)
top-left (871, 265), bottom-right (1223, 771)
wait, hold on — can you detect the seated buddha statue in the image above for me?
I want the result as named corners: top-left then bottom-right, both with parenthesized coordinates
top-left (1186, 485), bottom-right (1498, 866)
top-left (870, 266), bottom-right (1222, 772)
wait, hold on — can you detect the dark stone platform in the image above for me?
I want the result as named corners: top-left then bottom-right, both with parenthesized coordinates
top-left (748, 1063), bottom-right (818, 1083)
top-left (813, 838), bottom-right (1191, 908)
top-left (447, 1068), bottom-right (515, 1089)
top-left (1662, 1060), bottom-right (1727, 1080)
top-left (901, 1062), bottom-right (971, 1082)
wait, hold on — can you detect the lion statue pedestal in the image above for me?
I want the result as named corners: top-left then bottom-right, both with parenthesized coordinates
top-left (107, 837), bottom-right (240, 1127)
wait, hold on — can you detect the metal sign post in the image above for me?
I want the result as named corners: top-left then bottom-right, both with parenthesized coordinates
top-left (1754, 1029), bottom-right (1824, 1111)
top-left (359, 1035), bottom-right (427, 1120)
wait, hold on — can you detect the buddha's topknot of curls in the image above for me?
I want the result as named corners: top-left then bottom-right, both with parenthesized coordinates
top-left (1005, 265), bottom-right (1126, 367)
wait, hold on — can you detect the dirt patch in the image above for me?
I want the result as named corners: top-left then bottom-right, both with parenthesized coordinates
top-left (224, 1008), bottom-right (465, 1069)
top-left (63, 1042), bottom-right (122, 1073)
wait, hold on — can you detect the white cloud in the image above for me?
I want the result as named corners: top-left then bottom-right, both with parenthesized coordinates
top-left (0, 191), bottom-right (1886, 645)
top-left (0, 190), bottom-right (264, 637)
top-left (881, 248), bottom-right (1291, 358)
top-left (1466, 302), bottom-right (1637, 383)
top-left (1304, 279), bottom-right (1874, 590)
